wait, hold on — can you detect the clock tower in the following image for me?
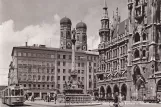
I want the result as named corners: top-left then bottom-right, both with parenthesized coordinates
top-left (60, 17), bottom-right (72, 49)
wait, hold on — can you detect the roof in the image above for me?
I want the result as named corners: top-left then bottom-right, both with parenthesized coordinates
top-left (112, 18), bottom-right (129, 38)
top-left (11, 45), bottom-right (99, 56)
top-left (0, 86), bottom-right (7, 91)
top-left (60, 17), bottom-right (72, 25)
top-left (76, 21), bottom-right (87, 29)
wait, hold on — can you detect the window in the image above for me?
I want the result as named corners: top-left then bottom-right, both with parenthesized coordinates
top-left (57, 54), bottom-right (60, 59)
top-left (94, 63), bottom-right (96, 67)
top-left (89, 68), bottom-right (92, 73)
top-left (24, 84), bottom-right (26, 87)
top-left (51, 76), bottom-right (54, 81)
top-left (63, 55), bottom-right (66, 59)
top-left (57, 61), bottom-right (60, 66)
top-left (68, 76), bottom-right (70, 80)
top-left (89, 62), bottom-right (91, 66)
top-left (82, 70), bottom-right (84, 74)
top-left (52, 85), bottom-right (54, 87)
top-left (47, 69), bottom-right (49, 73)
top-left (68, 69), bottom-right (71, 73)
top-left (47, 85), bottom-right (49, 88)
top-left (143, 33), bottom-right (146, 40)
top-left (81, 63), bottom-right (84, 67)
top-left (43, 85), bottom-right (45, 87)
top-left (63, 62), bottom-right (66, 66)
top-left (58, 76), bottom-right (60, 80)
top-left (33, 84), bottom-right (36, 87)
top-left (23, 53), bottom-right (26, 56)
top-left (134, 32), bottom-right (140, 42)
top-left (33, 53), bottom-right (36, 57)
top-left (58, 69), bottom-right (60, 73)
top-left (78, 56), bottom-right (80, 60)
top-left (18, 52), bottom-right (21, 56)
top-left (28, 53), bottom-right (31, 57)
top-left (29, 84), bottom-right (31, 87)
top-left (78, 77), bottom-right (80, 81)
top-left (51, 69), bottom-right (54, 73)
top-left (63, 76), bottom-right (66, 80)
top-left (51, 55), bottom-right (54, 58)
top-left (47, 76), bottom-right (49, 81)
top-left (42, 76), bottom-right (45, 81)
top-left (78, 63), bottom-right (80, 67)
top-left (89, 75), bottom-right (91, 79)
top-left (82, 77), bottom-right (84, 81)
top-left (63, 69), bottom-right (66, 73)
top-left (38, 85), bottom-right (40, 88)
top-left (38, 75), bottom-right (41, 80)
top-left (78, 70), bottom-right (80, 74)
top-left (143, 50), bottom-right (146, 57)
top-left (69, 55), bottom-right (71, 60)
top-left (89, 82), bottom-right (92, 88)
top-left (134, 49), bottom-right (140, 58)
top-left (58, 84), bottom-right (60, 89)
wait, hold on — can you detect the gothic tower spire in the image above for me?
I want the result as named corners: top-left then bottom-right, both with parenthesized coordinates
top-left (99, 0), bottom-right (110, 43)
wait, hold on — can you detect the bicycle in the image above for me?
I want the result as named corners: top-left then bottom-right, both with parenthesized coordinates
top-left (109, 100), bottom-right (125, 107)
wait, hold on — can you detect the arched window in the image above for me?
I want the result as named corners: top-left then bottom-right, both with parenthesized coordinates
top-left (134, 32), bottom-right (140, 43)
top-left (143, 50), bottom-right (146, 57)
top-left (134, 49), bottom-right (140, 58)
top-left (142, 33), bottom-right (146, 41)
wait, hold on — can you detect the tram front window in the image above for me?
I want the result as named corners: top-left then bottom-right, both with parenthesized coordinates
top-left (15, 89), bottom-right (21, 96)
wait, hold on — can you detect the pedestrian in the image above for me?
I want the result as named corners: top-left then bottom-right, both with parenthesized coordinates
top-left (54, 93), bottom-right (57, 104)
top-left (113, 92), bottom-right (119, 107)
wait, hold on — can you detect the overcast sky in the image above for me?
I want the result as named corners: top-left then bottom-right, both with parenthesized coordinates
top-left (0, 0), bottom-right (128, 85)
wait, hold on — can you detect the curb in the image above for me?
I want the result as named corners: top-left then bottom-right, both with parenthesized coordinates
top-left (25, 101), bottom-right (102, 107)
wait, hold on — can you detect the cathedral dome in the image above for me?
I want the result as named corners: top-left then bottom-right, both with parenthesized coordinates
top-left (60, 17), bottom-right (72, 25)
top-left (76, 21), bottom-right (87, 29)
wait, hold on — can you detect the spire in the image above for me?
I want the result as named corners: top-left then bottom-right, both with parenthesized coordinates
top-left (116, 7), bottom-right (118, 16)
top-left (103, 0), bottom-right (107, 10)
top-left (102, 0), bottom-right (108, 20)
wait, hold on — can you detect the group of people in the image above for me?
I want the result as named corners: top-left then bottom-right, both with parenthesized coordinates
top-left (44, 93), bottom-right (57, 104)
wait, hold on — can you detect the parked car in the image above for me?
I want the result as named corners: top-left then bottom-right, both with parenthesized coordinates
top-left (144, 96), bottom-right (160, 103)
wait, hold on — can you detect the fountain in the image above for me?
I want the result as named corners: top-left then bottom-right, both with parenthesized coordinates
top-left (63, 28), bottom-right (91, 104)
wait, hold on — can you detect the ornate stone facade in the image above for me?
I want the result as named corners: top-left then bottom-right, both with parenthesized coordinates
top-left (96, 0), bottom-right (161, 101)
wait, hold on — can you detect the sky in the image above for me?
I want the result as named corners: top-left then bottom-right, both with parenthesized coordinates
top-left (0, 0), bottom-right (128, 85)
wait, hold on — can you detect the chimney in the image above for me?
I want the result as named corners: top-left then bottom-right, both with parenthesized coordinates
top-left (25, 42), bottom-right (28, 47)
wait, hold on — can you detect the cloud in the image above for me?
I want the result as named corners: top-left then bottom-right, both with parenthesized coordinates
top-left (0, 14), bottom-right (60, 85)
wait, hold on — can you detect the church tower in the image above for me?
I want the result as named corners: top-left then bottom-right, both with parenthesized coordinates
top-left (60, 17), bottom-right (72, 49)
top-left (99, 0), bottom-right (110, 44)
top-left (76, 21), bottom-right (87, 51)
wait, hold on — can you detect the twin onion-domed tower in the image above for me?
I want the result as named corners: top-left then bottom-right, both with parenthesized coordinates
top-left (60, 17), bottom-right (87, 51)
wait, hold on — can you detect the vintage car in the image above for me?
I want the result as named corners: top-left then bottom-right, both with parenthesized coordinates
top-left (144, 96), bottom-right (160, 103)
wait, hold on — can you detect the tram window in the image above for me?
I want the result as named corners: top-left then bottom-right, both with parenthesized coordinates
top-left (11, 90), bottom-right (15, 96)
top-left (15, 89), bottom-right (20, 96)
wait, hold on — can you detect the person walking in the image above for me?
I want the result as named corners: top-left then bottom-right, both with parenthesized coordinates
top-left (54, 93), bottom-right (57, 104)
top-left (113, 92), bottom-right (119, 107)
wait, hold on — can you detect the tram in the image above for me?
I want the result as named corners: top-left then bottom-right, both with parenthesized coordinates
top-left (1, 84), bottom-right (25, 106)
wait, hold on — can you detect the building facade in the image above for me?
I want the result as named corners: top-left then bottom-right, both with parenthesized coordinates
top-left (8, 17), bottom-right (99, 99)
top-left (96, 0), bottom-right (161, 101)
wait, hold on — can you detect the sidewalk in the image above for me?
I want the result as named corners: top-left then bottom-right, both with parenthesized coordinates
top-left (25, 100), bottom-right (102, 106)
